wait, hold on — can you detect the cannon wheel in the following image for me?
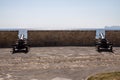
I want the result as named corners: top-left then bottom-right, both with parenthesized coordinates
top-left (97, 45), bottom-right (100, 51)
top-left (25, 47), bottom-right (29, 53)
top-left (110, 46), bottom-right (113, 52)
top-left (12, 46), bottom-right (16, 54)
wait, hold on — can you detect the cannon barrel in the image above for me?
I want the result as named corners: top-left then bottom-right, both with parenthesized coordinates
top-left (99, 33), bottom-right (105, 39)
top-left (19, 34), bottom-right (24, 40)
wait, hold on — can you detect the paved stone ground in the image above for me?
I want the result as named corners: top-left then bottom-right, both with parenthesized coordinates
top-left (0, 47), bottom-right (120, 80)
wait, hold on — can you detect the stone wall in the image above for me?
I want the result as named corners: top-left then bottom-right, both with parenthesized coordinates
top-left (0, 31), bottom-right (18, 47)
top-left (106, 30), bottom-right (120, 46)
top-left (1, 30), bottom-right (120, 47)
top-left (28, 30), bottom-right (96, 46)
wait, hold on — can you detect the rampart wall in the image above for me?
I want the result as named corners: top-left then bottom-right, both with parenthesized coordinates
top-left (106, 30), bottom-right (120, 46)
top-left (28, 30), bottom-right (96, 46)
top-left (1, 30), bottom-right (120, 47)
top-left (0, 31), bottom-right (18, 47)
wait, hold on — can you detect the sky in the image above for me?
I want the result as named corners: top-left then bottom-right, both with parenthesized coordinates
top-left (0, 0), bottom-right (120, 29)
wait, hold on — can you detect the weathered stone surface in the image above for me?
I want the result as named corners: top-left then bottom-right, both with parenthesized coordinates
top-left (28, 30), bottom-right (96, 46)
top-left (106, 30), bottom-right (120, 46)
top-left (0, 47), bottom-right (120, 80)
top-left (0, 31), bottom-right (18, 47)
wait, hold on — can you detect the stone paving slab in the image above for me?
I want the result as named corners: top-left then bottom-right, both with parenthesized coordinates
top-left (0, 47), bottom-right (120, 80)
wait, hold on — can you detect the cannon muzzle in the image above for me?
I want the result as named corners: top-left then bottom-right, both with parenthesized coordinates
top-left (99, 33), bottom-right (105, 39)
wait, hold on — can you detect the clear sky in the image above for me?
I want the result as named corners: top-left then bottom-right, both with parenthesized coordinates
top-left (0, 0), bottom-right (120, 29)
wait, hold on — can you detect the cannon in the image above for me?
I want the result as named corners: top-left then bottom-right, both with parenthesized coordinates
top-left (96, 33), bottom-right (113, 51)
top-left (12, 34), bottom-right (29, 53)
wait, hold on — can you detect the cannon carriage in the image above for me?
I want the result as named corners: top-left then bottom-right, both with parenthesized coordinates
top-left (12, 34), bottom-right (29, 53)
top-left (96, 33), bottom-right (113, 51)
